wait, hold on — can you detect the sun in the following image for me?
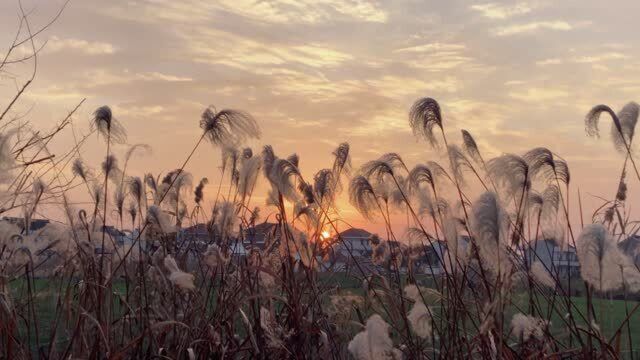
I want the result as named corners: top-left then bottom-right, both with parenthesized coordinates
top-left (320, 230), bottom-right (331, 240)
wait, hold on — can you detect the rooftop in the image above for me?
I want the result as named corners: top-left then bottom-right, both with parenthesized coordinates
top-left (1, 216), bottom-right (50, 232)
top-left (338, 228), bottom-right (371, 239)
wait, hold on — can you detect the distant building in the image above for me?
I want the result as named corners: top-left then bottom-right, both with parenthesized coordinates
top-left (102, 225), bottom-right (127, 245)
top-left (180, 223), bottom-right (211, 243)
top-left (121, 228), bottom-right (140, 246)
top-left (229, 240), bottom-right (248, 257)
top-left (1, 216), bottom-right (49, 233)
top-left (323, 229), bottom-right (455, 275)
top-left (412, 239), bottom-right (447, 276)
top-left (323, 228), bottom-right (374, 272)
top-left (90, 226), bottom-right (129, 254)
top-left (243, 222), bottom-right (278, 250)
top-left (332, 228), bottom-right (373, 258)
top-left (525, 239), bottom-right (580, 278)
top-left (619, 235), bottom-right (640, 266)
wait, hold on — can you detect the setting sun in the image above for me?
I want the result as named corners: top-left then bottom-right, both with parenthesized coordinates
top-left (320, 230), bottom-right (331, 240)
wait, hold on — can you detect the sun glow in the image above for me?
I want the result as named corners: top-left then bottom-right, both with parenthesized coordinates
top-left (320, 230), bottom-right (331, 240)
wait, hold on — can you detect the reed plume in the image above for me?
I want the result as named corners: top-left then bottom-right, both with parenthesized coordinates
top-left (194, 177), bottom-right (208, 205)
top-left (349, 175), bottom-right (380, 220)
top-left (269, 157), bottom-right (302, 202)
top-left (72, 158), bottom-right (91, 182)
top-left (576, 224), bottom-right (640, 292)
top-left (313, 168), bottom-right (337, 206)
top-left (146, 205), bottom-right (174, 234)
top-left (409, 97), bottom-right (443, 147)
top-left (347, 314), bottom-right (400, 360)
top-left (405, 285), bottom-right (433, 339)
top-left (510, 313), bottom-right (548, 340)
top-left (447, 144), bottom-right (477, 186)
top-left (522, 147), bottom-right (557, 183)
top-left (128, 176), bottom-right (145, 208)
top-left (361, 153), bottom-right (407, 184)
top-left (0, 131), bottom-right (16, 184)
top-left (163, 256), bottom-right (195, 291)
top-left (487, 154), bottom-right (530, 199)
top-left (585, 102), bottom-right (640, 181)
top-left (553, 158), bottom-right (570, 185)
top-left (242, 147), bottom-right (253, 159)
top-left (200, 106), bottom-right (260, 146)
top-left (461, 129), bottom-right (482, 164)
top-left (92, 105), bottom-right (127, 144)
top-left (470, 192), bottom-right (510, 275)
top-left (238, 155), bottom-right (261, 203)
top-left (332, 142), bottom-right (352, 178)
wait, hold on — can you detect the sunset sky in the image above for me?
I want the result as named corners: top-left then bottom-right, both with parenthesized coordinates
top-left (1, 0), bottom-right (639, 235)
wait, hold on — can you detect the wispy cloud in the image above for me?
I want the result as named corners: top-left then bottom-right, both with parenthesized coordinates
top-left (7, 36), bottom-right (117, 58)
top-left (215, 0), bottom-right (388, 24)
top-left (184, 28), bottom-right (353, 70)
top-left (504, 80), bottom-right (526, 86)
top-left (82, 69), bottom-right (192, 88)
top-left (440, 99), bottom-right (510, 156)
top-left (536, 58), bottom-right (563, 66)
top-left (366, 76), bottom-right (460, 98)
top-left (509, 87), bottom-right (569, 102)
top-left (103, 1), bottom-right (216, 24)
top-left (338, 107), bottom-right (408, 136)
top-left (492, 21), bottom-right (577, 36)
top-left (394, 43), bottom-right (466, 54)
top-left (24, 69), bottom-right (192, 104)
top-left (135, 72), bottom-right (193, 82)
top-left (103, 0), bottom-right (387, 25)
top-left (537, 52), bottom-right (629, 66)
top-left (470, 2), bottom-right (536, 19)
top-left (25, 85), bottom-right (87, 102)
top-left (45, 36), bottom-right (117, 55)
top-left (115, 104), bottom-right (167, 119)
top-left (260, 69), bottom-right (363, 100)
top-left (393, 42), bottom-right (484, 72)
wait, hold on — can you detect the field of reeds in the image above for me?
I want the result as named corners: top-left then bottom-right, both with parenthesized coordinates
top-left (3, 5), bottom-right (640, 360)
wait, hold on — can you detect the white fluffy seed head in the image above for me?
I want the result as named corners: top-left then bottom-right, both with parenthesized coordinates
top-left (575, 224), bottom-right (640, 291)
top-left (511, 313), bottom-right (548, 340)
top-left (408, 300), bottom-right (432, 339)
top-left (348, 314), bottom-right (399, 360)
top-left (163, 256), bottom-right (195, 291)
top-left (530, 261), bottom-right (556, 288)
top-left (470, 192), bottom-right (511, 275)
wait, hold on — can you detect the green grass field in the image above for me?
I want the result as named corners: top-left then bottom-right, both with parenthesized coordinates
top-left (509, 293), bottom-right (640, 357)
top-left (8, 277), bottom-right (130, 354)
top-left (317, 272), bottom-right (640, 357)
top-left (8, 275), bottom-right (640, 358)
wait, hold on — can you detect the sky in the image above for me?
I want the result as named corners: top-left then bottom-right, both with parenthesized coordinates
top-left (1, 0), bottom-right (640, 236)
